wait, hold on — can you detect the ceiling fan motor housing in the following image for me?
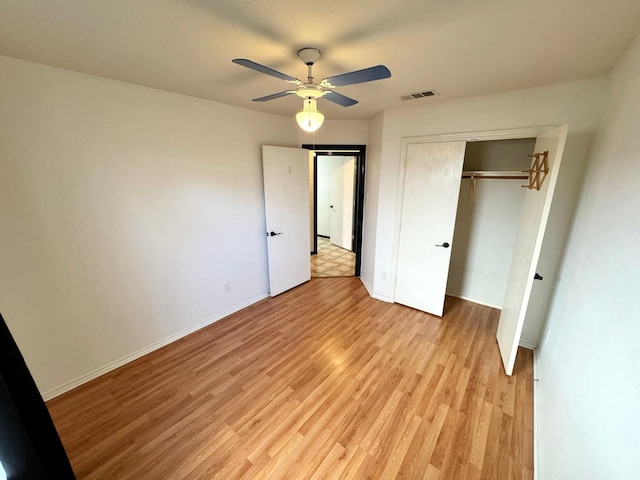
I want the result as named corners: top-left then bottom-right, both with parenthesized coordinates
top-left (296, 85), bottom-right (325, 99)
top-left (298, 48), bottom-right (321, 65)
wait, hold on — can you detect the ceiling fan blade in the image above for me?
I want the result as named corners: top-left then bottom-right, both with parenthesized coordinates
top-left (321, 65), bottom-right (391, 87)
top-left (232, 59), bottom-right (300, 83)
top-left (323, 91), bottom-right (359, 107)
top-left (252, 91), bottom-right (295, 102)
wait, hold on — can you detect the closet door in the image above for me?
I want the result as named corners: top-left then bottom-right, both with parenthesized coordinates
top-left (395, 141), bottom-right (466, 316)
top-left (497, 125), bottom-right (568, 375)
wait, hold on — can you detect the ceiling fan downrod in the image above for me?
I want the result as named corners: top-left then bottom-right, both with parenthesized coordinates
top-left (295, 48), bottom-right (325, 100)
top-left (298, 47), bottom-right (321, 84)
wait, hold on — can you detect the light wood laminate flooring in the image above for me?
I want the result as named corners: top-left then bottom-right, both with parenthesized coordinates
top-left (47, 277), bottom-right (533, 479)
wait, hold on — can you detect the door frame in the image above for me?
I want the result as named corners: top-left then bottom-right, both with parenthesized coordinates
top-left (302, 144), bottom-right (366, 277)
top-left (391, 126), bottom-right (556, 302)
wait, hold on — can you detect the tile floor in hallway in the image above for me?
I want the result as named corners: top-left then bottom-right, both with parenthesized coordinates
top-left (311, 236), bottom-right (355, 277)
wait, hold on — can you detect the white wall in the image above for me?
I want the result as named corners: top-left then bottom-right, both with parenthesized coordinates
top-left (0, 55), bottom-right (298, 398)
top-left (448, 179), bottom-right (524, 308)
top-left (536, 35), bottom-right (640, 479)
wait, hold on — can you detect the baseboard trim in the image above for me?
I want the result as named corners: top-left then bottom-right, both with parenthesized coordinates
top-left (360, 277), bottom-right (392, 303)
top-left (519, 339), bottom-right (537, 349)
top-left (42, 293), bottom-right (269, 401)
top-left (446, 292), bottom-right (502, 310)
top-left (360, 277), bottom-right (375, 298)
top-left (371, 293), bottom-right (392, 302)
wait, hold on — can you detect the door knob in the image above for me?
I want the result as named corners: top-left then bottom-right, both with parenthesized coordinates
top-left (268, 231), bottom-right (282, 237)
top-left (435, 242), bottom-right (450, 248)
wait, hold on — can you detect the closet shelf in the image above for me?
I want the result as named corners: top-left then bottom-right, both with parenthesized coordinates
top-left (462, 170), bottom-right (528, 180)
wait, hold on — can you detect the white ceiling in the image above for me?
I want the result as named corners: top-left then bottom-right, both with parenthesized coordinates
top-left (1, 0), bottom-right (639, 120)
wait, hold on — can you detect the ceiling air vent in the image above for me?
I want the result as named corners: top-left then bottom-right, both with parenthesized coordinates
top-left (400, 90), bottom-right (438, 101)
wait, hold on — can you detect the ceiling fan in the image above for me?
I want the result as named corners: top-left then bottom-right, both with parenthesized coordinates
top-left (232, 48), bottom-right (391, 131)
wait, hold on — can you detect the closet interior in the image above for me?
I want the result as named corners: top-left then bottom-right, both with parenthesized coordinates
top-left (446, 138), bottom-right (536, 308)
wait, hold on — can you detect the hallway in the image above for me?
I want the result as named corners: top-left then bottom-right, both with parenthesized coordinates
top-left (310, 237), bottom-right (355, 277)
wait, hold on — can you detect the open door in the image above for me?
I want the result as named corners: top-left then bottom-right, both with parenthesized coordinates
top-left (497, 125), bottom-right (568, 375)
top-left (262, 145), bottom-right (311, 297)
top-left (395, 141), bottom-right (467, 316)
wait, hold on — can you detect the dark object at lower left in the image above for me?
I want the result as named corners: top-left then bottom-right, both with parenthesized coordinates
top-left (0, 312), bottom-right (76, 479)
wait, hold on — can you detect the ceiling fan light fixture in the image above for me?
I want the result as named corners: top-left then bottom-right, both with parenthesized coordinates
top-left (233, 47), bottom-right (391, 132)
top-left (296, 98), bottom-right (324, 132)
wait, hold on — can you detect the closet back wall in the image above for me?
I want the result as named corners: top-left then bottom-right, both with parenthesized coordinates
top-left (446, 139), bottom-right (535, 307)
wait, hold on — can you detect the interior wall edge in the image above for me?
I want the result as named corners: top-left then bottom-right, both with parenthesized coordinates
top-left (533, 347), bottom-right (542, 480)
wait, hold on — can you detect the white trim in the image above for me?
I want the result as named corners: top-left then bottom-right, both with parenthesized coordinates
top-left (533, 347), bottom-right (541, 480)
top-left (360, 276), bottom-right (375, 297)
top-left (400, 125), bottom-right (555, 145)
top-left (359, 276), bottom-right (393, 303)
top-left (519, 339), bottom-right (538, 350)
top-left (446, 292), bottom-right (502, 310)
top-left (371, 293), bottom-right (392, 303)
top-left (42, 293), bottom-right (269, 400)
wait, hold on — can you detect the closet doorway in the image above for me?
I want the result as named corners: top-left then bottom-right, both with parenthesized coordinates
top-left (392, 125), bottom-right (568, 375)
top-left (303, 144), bottom-right (366, 278)
top-left (446, 138), bottom-right (536, 308)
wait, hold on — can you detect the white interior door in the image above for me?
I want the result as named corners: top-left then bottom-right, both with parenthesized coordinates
top-left (316, 156), bottom-right (331, 237)
top-left (395, 141), bottom-right (466, 316)
top-left (497, 125), bottom-right (568, 375)
top-left (330, 157), bottom-right (355, 250)
top-left (262, 145), bottom-right (311, 297)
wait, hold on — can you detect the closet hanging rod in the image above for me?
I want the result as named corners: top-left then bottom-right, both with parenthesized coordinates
top-left (462, 170), bottom-right (529, 180)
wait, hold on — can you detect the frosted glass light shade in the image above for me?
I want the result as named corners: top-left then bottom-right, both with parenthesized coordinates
top-left (296, 98), bottom-right (324, 132)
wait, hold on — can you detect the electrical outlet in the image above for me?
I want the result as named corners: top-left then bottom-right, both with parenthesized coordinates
top-left (224, 281), bottom-right (231, 293)
top-left (381, 271), bottom-right (388, 280)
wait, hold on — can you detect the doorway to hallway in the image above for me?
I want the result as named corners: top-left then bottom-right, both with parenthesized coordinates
top-left (303, 144), bottom-right (366, 278)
